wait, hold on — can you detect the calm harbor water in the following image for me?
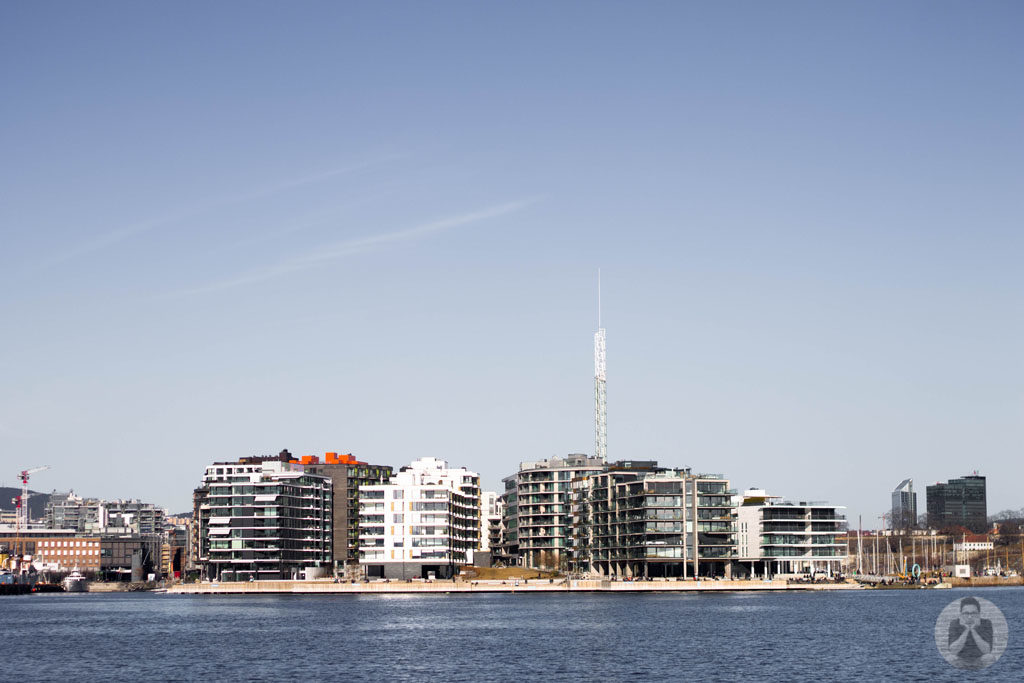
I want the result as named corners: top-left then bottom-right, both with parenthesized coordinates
top-left (3, 588), bottom-right (1022, 681)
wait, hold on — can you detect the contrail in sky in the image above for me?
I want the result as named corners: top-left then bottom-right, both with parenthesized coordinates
top-left (39, 154), bottom-right (405, 267)
top-left (176, 198), bottom-right (539, 296)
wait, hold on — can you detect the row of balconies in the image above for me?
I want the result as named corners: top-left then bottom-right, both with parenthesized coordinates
top-left (762, 548), bottom-right (845, 557)
top-left (518, 517), bottom-right (566, 526)
top-left (518, 499), bottom-right (562, 508)
top-left (519, 528), bottom-right (566, 538)
top-left (760, 538), bottom-right (843, 546)
top-left (760, 522), bottom-right (844, 533)
top-left (208, 523), bottom-right (329, 531)
top-left (518, 538), bottom-right (566, 548)
top-left (207, 486), bottom-right (329, 495)
top-left (574, 547), bottom-right (734, 561)
top-left (208, 550), bottom-right (329, 560)
top-left (208, 501), bottom-right (329, 508)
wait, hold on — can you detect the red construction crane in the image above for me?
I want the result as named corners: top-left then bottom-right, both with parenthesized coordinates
top-left (16, 465), bottom-right (50, 531)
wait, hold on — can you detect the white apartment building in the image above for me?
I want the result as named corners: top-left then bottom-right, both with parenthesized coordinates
top-left (479, 491), bottom-right (503, 553)
top-left (359, 457), bottom-right (480, 580)
top-left (735, 488), bottom-right (847, 578)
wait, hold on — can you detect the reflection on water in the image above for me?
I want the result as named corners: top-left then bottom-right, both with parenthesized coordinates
top-left (3, 588), bottom-right (1022, 680)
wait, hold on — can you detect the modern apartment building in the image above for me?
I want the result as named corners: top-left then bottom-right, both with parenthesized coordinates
top-left (498, 477), bottom-right (518, 561)
top-left (479, 491), bottom-right (503, 553)
top-left (570, 461), bottom-right (736, 578)
top-left (503, 453), bottom-right (606, 570)
top-left (735, 489), bottom-right (847, 577)
top-left (45, 492), bottom-right (165, 536)
top-left (192, 451), bottom-right (333, 581)
top-left (45, 492), bottom-right (98, 531)
top-left (303, 452), bottom-right (393, 572)
top-left (926, 474), bottom-right (987, 533)
top-left (891, 478), bottom-right (917, 530)
top-left (359, 457), bottom-right (481, 579)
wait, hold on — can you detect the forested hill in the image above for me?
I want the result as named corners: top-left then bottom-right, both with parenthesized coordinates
top-left (0, 487), bottom-right (47, 519)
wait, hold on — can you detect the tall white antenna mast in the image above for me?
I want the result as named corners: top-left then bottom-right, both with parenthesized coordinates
top-left (594, 270), bottom-right (607, 462)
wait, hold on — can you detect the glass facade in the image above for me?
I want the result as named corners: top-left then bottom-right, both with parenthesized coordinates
top-left (193, 458), bottom-right (332, 581)
top-left (926, 475), bottom-right (987, 533)
top-left (502, 454), bottom-right (606, 570)
top-left (569, 464), bottom-right (736, 578)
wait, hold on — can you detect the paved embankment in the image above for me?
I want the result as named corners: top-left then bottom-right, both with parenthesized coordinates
top-left (168, 578), bottom-right (863, 595)
top-left (948, 576), bottom-right (1023, 588)
top-left (89, 582), bottom-right (128, 592)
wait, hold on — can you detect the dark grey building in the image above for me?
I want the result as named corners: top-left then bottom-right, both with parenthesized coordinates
top-left (926, 474), bottom-right (987, 533)
top-left (193, 451), bottom-right (333, 581)
top-left (891, 478), bottom-right (917, 530)
top-left (305, 453), bottom-right (392, 572)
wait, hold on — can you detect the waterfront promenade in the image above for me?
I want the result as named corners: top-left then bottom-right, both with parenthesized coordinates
top-left (168, 578), bottom-right (863, 594)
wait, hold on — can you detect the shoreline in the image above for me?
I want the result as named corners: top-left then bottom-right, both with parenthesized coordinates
top-left (167, 578), bottom-right (865, 595)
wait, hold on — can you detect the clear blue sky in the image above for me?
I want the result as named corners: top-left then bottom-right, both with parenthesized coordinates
top-left (2, 2), bottom-right (1021, 525)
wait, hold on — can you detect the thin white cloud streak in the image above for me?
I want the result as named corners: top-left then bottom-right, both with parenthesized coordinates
top-left (205, 186), bottom-right (401, 257)
top-left (39, 154), bottom-right (406, 268)
top-left (176, 198), bottom-right (539, 296)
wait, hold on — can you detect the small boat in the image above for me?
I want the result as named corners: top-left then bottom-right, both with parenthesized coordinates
top-left (31, 582), bottom-right (64, 593)
top-left (62, 569), bottom-right (89, 593)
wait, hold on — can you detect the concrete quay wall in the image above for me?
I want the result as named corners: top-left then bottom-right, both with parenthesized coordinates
top-left (947, 576), bottom-right (1023, 588)
top-left (168, 579), bottom-right (863, 595)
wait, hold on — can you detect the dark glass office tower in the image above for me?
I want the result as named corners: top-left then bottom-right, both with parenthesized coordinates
top-left (926, 475), bottom-right (987, 533)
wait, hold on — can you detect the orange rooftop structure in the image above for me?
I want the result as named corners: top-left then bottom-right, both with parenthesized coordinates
top-left (291, 452), bottom-right (366, 466)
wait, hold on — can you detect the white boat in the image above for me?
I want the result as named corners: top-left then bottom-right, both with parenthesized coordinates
top-left (62, 569), bottom-right (89, 593)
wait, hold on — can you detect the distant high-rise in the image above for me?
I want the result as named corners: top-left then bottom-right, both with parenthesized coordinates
top-left (926, 474), bottom-right (987, 533)
top-left (891, 478), bottom-right (917, 530)
top-left (594, 273), bottom-right (607, 462)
